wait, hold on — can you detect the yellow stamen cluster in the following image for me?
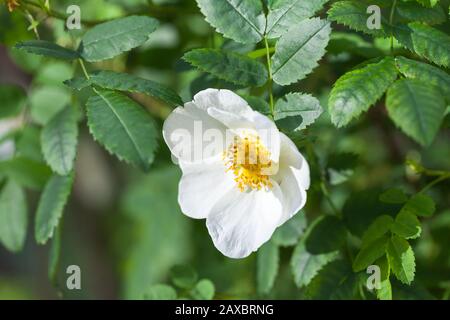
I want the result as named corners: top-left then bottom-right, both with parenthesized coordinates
top-left (224, 134), bottom-right (273, 192)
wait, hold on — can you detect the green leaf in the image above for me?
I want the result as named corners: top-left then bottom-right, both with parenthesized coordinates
top-left (274, 93), bottom-right (323, 131)
top-left (256, 241), bottom-right (279, 295)
top-left (395, 56), bottom-right (450, 101)
top-left (86, 89), bottom-right (158, 171)
top-left (326, 152), bottom-right (358, 185)
top-left (35, 174), bottom-right (74, 245)
top-left (170, 265), bottom-right (198, 289)
top-left (183, 49), bottom-right (268, 87)
top-left (305, 215), bottom-right (347, 253)
top-left (144, 284), bottom-right (177, 300)
top-left (242, 95), bottom-right (271, 116)
top-left (266, 0), bottom-right (328, 38)
top-left (305, 259), bottom-right (360, 299)
top-left (400, 193), bottom-right (435, 217)
top-left (342, 189), bottom-right (401, 238)
top-left (361, 215), bottom-right (394, 245)
top-left (329, 57), bottom-right (398, 127)
top-left (328, 1), bottom-right (389, 37)
top-left (196, 0), bottom-right (265, 44)
top-left (393, 22), bottom-right (450, 68)
top-left (353, 235), bottom-right (389, 272)
top-left (41, 107), bottom-right (78, 175)
top-left (291, 217), bottom-right (341, 288)
top-left (391, 211), bottom-right (422, 239)
top-left (79, 16), bottom-right (159, 62)
top-left (0, 181), bottom-right (27, 252)
top-left (376, 256), bottom-right (392, 300)
top-left (397, 1), bottom-right (446, 25)
top-left (29, 87), bottom-right (71, 125)
top-left (272, 212), bottom-right (306, 246)
top-left (386, 235), bottom-right (416, 285)
top-left (14, 40), bottom-right (80, 60)
top-left (0, 84), bottom-right (26, 119)
top-left (64, 71), bottom-right (183, 108)
top-left (0, 157), bottom-right (52, 190)
top-left (272, 18), bottom-right (331, 86)
top-left (48, 226), bottom-right (61, 285)
top-left (379, 188), bottom-right (408, 204)
top-left (386, 78), bottom-right (446, 146)
top-left (191, 279), bottom-right (215, 300)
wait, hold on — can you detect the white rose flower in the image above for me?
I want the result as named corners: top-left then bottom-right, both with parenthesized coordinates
top-left (163, 89), bottom-right (310, 258)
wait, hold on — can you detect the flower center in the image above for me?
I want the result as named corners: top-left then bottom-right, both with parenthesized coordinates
top-left (223, 134), bottom-right (274, 192)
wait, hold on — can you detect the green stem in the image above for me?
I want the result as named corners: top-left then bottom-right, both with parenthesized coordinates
top-left (264, 37), bottom-right (274, 117)
top-left (389, 0), bottom-right (398, 54)
top-left (420, 173), bottom-right (450, 193)
top-left (78, 59), bottom-right (90, 80)
top-left (248, 46), bottom-right (275, 59)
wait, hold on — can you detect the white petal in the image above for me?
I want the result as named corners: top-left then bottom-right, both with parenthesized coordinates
top-left (277, 132), bottom-right (310, 189)
top-left (193, 89), bottom-right (280, 163)
top-left (206, 184), bottom-right (283, 258)
top-left (275, 133), bottom-right (310, 225)
top-left (193, 89), bottom-right (252, 115)
top-left (207, 107), bottom-right (280, 164)
top-left (277, 168), bottom-right (307, 226)
top-left (162, 102), bottom-right (226, 163)
top-left (178, 159), bottom-right (236, 219)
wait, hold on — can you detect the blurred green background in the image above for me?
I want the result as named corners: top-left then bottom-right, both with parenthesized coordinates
top-left (0, 0), bottom-right (449, 299)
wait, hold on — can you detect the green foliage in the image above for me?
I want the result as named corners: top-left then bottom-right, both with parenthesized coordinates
top-left (387, 235), bottom-right (416, 285)
top-left (256, 241), bottom-right (279, 295)
top-left (328, 1), bottom-right (388, 37)
top-left (271, 18), bottom-right (331, 85)
top-left (291, 216), bottom-right (341, 288)
top-left (183, 48), bottom-right (268, 87)
top-left (400, 193), bottom-right (435, 217)
top-left (144, 284), bottom-right (178, 300)
top-left (397, 1), bottom-right (446, 24)
top-left (48, 226), bottom-right (61, 286)
top-left (65, 70), bottom-right (183, 107)
top-left (29, 87), bottom-right (71, 125)
top-left (342, 189), bottom-right (400, 238)
top-left (361, 215), bottom-right (394, 245)
top-left (379, 188), bottom-right (408, 204)
top-left (86, 89), bottom-right (158, 171)
top-left (0, 181), bottom-right (27, 252)
top-left (395, 56), bottom-right (450, 101)
top-left (329, 57), bottom-right (398, 127)
top-left (386, 78), bottom-right (446, 146)
top-left (0, 157), bottom-right (52, 190)
top-left (272, 212), bottom-right (306, 246)
top-left (41, 107), bottom-right (78, 175)
top-left (394, 22), bottom-right (450, 68)
top-left (34, 174), bottom-right (73, 245)
top-left (0, 84), bottom-right (26, 119)
top-left (119, 167), bottom-right (192, 299)
top-left (14, 40), bottom-right (80, 60)
top-left (2, 0), bottom-right (449, 302)
top-left (79, 16), bottom-right (159, 62)
top-left (266, 0), bottom-right (329, 38)
top-left (196, 0), bottom-right (265, 44)
top-left (376, 256), bottom-right (392, 300)
top-left (353, 235), bottom-right (389, 272)
top-left (191, 279), bottom-right (215, 300)
top-left (391, 211), bottom-right (422, 239)
top-left (170, 265), bottom-right (198, 289)
top-left (274, 93), bottom-right (323, 131)
top-left (305, 259), bottom-right (360, 299)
